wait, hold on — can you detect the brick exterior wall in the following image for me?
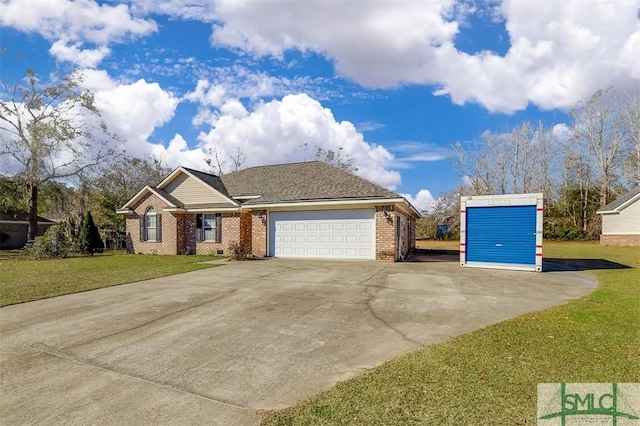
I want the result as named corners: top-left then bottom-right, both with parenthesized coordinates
top-left (126, 193), bottom-right (178, 255)
top-left (196, 212), bottom-right (241, 255)
top-left (374, 205), bottom-right (415, 261)
top-left (251, 210), bottom-right (268, 258)
top-left (177, 214), bottom-right (197, 254)
top-left (124, 196), bottom-right (245, 255)
top-left (240, 212), bottom-right (252, 252)
top-left (124, 197), bottom-right (417, 260)
top-left (600, 234), bottom-right (640, 246)
top-left (375, 205), bottom-right (397, 262)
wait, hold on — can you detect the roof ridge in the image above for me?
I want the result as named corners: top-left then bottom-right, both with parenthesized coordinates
top-left (181, 166), bottom-right (220, 178)
top-left (224, 160), bottom-right (322, 175)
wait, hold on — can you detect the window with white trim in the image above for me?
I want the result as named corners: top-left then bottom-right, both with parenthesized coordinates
top-left (196, 213), bottom-right (222, 242)
top-left (140, 207), bottom-right (162, 242)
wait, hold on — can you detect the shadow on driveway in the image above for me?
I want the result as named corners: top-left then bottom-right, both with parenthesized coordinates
top-left (544, 258), bottom-right (632, 272)
top-left (408, 249), bottom-right (632, 273)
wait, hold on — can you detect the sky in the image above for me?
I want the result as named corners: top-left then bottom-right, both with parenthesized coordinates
top-left (1, 0), bottom-right (639, 212)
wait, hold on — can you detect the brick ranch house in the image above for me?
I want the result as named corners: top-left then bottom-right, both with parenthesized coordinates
top-left (117, 161), bottom-right (420, 261)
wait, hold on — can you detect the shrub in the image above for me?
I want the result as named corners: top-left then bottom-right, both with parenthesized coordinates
top-left (227, 241), bottom-right (251, 261)
top-left (24, 224), bottom-right (73, 258)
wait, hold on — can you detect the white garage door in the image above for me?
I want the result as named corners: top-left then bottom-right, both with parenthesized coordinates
top-left (269, 209), bottom-right (375, 259)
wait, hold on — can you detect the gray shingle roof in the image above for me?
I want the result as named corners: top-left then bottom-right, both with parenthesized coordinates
top-left (220, 161), bottom-right (399, 204)
top-left (597, 187), bottom-right (640, 213)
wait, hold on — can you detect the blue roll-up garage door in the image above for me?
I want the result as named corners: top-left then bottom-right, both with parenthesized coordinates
top-left (466, 205), bottom-right (536, 265)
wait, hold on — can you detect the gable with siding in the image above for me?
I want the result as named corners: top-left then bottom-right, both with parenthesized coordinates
top-left (161, 173), bottom-right (235, 206)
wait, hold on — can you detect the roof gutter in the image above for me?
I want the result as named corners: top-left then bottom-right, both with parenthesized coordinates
top-left (164, 207), bottom-right (241, 213)
top-left (246, 197), bottom-right (421, 217)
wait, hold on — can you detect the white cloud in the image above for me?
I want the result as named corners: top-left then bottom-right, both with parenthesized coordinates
top-left (196, 0), bottom-right (640, 112)
top-left (79, 70), bottom-right (180, 159)
top-left (551, 123), bottom-right (573, 144)
top-left (1, 0), bottom-right (156, 66)
top-left (4, 0), bottom-right (638, 111)
top-left (77, 71), bottom-right (411, 191)
top-left (400, 189), bottom-right (437, 214)
top-left (150, 134), bottom-right (206, 170)
top-left (194, 93), bottom-right (403, 189)
top-left (130, 0), bottom-right (217, 21)
top-left (49, 41), bottom-right (111, 68)
top-left (389, 142), bottom-right (449, 168)
top-left (208, 0), bottom-right (457, 86)
top-left (435, 0), bottom-right (640, 111)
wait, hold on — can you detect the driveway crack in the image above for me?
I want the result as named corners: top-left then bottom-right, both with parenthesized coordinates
top-left (29, 342), bottom-right (248, 411)
top-left (80, 289), bottom-right (239, 346)
top-left (354, 265), bottom-right (424, 347)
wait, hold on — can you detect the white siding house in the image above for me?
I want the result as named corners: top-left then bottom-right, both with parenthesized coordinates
top-left (596, 187), bottom-right (640, 246)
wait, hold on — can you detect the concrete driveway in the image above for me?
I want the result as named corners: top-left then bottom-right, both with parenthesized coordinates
top-left (0, 258), bottom-right (596, 425)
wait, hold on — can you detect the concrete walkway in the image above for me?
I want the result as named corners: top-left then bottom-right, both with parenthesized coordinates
top-left (0, 258), bottom-right (596, 425)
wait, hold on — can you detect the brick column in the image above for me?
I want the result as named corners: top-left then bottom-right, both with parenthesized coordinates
top-left (375, 205), bottom-right (397, 262)
top-left (240, 212), bottom-right (253, 252)
top-left (251, 210), bottom-right (268, 257)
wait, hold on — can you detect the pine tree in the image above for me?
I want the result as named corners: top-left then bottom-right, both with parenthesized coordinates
top-left (77, 211), bottom-right (104, 255)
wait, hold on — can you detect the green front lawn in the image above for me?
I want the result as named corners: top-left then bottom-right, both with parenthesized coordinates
top-left (0, 252), bottom-right (220, 307)
top-left (260, 242), bottom-right (640, 425)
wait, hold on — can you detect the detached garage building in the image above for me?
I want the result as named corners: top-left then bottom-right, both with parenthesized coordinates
top-left (460, 193), bottom-right (543, 272)
top-left (117, 161), bottom-right (420, 261)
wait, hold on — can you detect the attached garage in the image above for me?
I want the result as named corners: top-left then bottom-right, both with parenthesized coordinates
top-left (269, 209), bottom-right (375, 259)
top-left (460, 193), bottom-right (543, 272)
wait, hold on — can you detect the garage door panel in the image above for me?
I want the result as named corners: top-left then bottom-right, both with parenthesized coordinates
top-left (466, 205), bottom-right (536, 265)
top-left (269, 210), bottom-right (375, 259)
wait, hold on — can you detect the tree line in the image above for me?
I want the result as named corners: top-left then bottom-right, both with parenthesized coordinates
top-left (418, 88), bottom-right (640, 241)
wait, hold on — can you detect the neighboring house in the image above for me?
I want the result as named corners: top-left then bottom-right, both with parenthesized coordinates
top-left (596, 187), bottom-right (640, 246)
top-left (0, 212), bottom-right (56, 249)
top-left (117, 161), bottom-right (420, 261)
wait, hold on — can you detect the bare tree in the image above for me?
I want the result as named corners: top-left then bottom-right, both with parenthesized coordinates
top-left (570, 87), bottom-right (626, 207)
top-left (620, 91), bottom-right (640, 187)
top-left (0, 68), bottom-right (115, 240)
top-left (314, 146), bottom-right (358, 172)
top-left (452, 122), bottom-right (554, 196)
top-left (205, 146), bottom-right (246, 175)
top-left (293, 142), bottom-right (358, 172)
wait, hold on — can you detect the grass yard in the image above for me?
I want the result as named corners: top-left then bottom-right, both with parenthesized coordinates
top-left (0, 251), bottom-right (221, 307)
top-left (260, 241), bottom-right (640, 425)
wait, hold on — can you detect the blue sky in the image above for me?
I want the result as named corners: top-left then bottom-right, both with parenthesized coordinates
top-left (1, 0), bottom-right (639, 211)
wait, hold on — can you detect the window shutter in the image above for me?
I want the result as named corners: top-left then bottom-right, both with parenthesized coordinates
top-left (139, 216), bottom-right (146, 242)
top-left (196, 214), bottom-right (203, 242)
top-left (216, 214), bottom-right (222, 243)
top-left (156, 214), bottom-right (162, 242)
